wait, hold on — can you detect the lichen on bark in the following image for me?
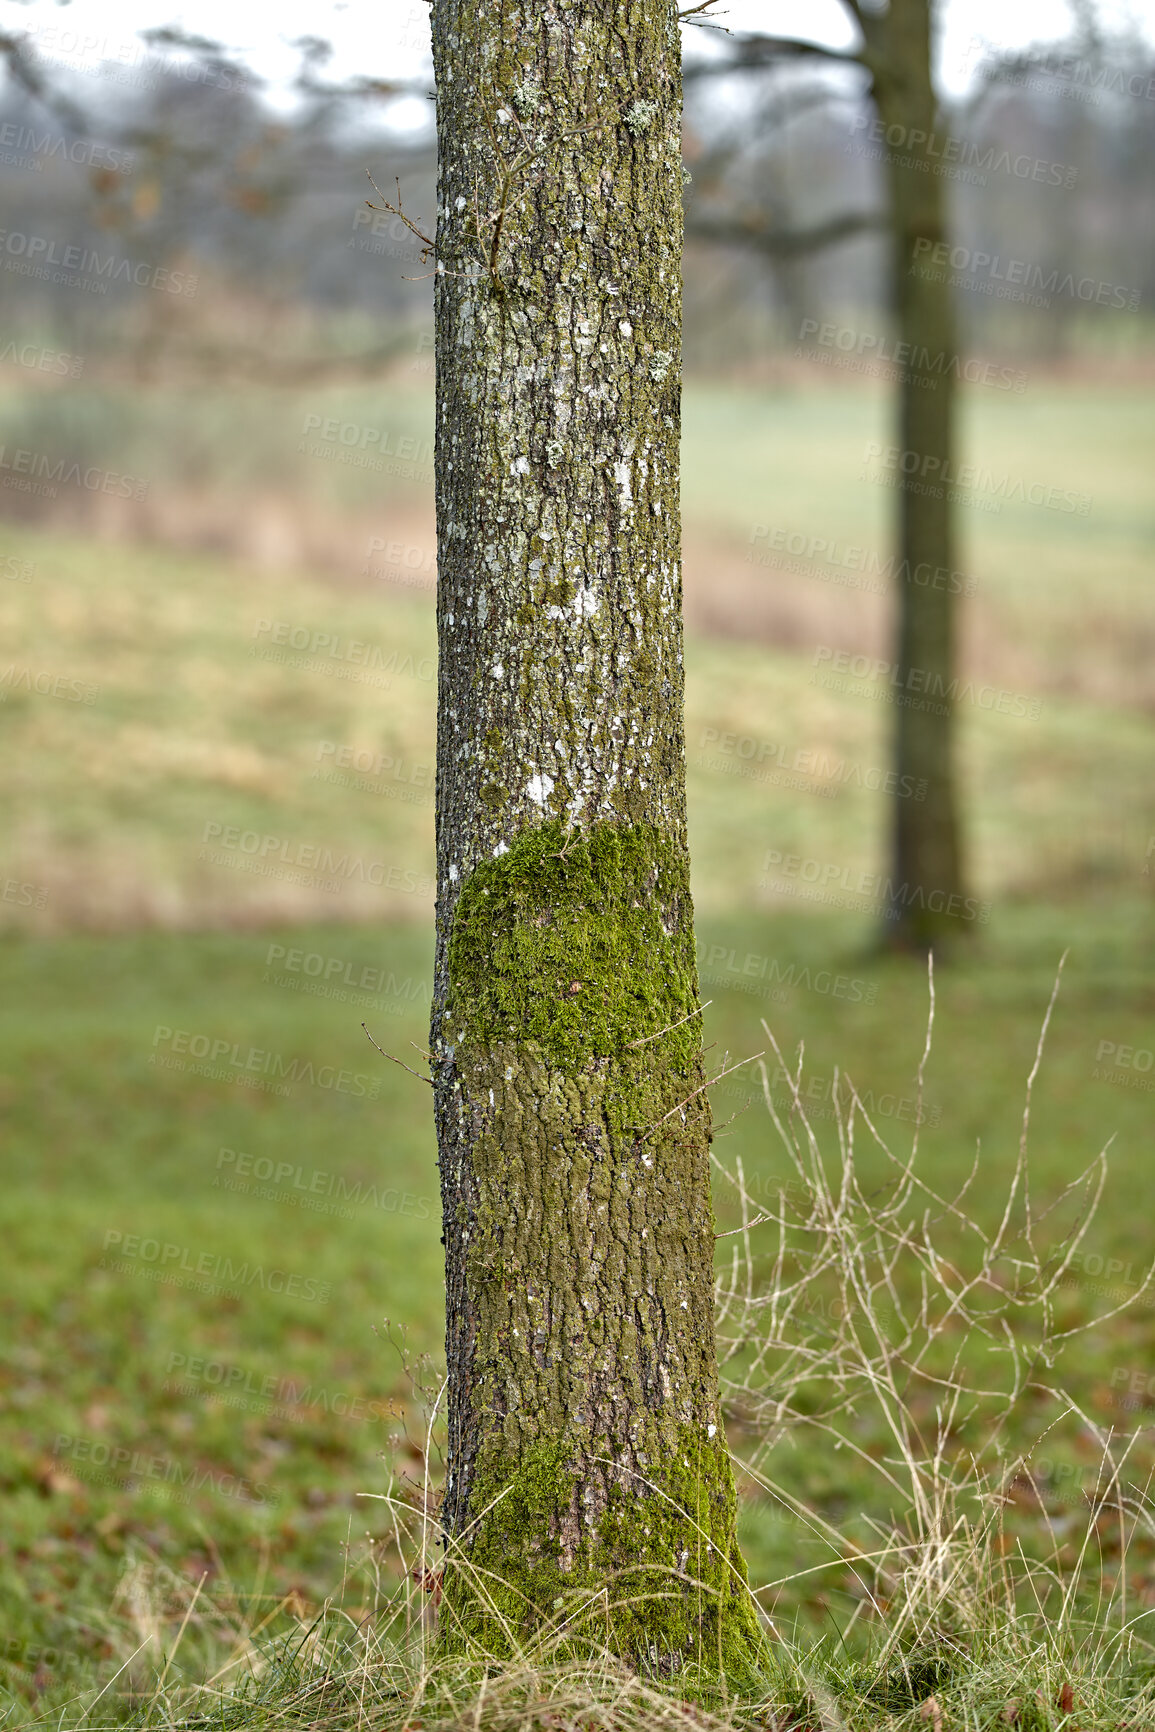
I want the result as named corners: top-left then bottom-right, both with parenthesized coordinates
top-left (437, 822), bottom-right (762, 1676)
top-left (428, 0), bottom-right (765, 1683)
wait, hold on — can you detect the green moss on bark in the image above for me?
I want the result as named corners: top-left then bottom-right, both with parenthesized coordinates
top-left (444, 820), bottom-right (699, 1074)
top-left (429, 0), bottom-right (763, 1684)
top-left (444, 1422), bottom-right (765, 1685)
top-left (436, 820), bottom-right (766, 1682)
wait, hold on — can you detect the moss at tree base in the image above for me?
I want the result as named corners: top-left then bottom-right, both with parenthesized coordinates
top-left (435, 819), bottom-right (766, 1685)
top-left (437, 1422), bottom-right (767, 1685)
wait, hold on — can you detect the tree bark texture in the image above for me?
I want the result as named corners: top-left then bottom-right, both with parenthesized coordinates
top-left (428, 0), bottom-right (763, 1681)
top-left (869, 0), bottom-right (970, 949)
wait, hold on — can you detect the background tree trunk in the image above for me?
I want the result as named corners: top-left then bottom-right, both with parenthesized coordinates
top-left (428, 0), bottom-right (764, 1680)
top-left (869, 0), bottom-right (970, 949)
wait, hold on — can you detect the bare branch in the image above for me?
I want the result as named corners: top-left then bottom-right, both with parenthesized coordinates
top-left (686, 207), bottom-right (885, 259)
top-left (683, 32), bottom-right (868, 80)
top-left (366, 171), bottom-right (436, 256)
top-left (363, 1023), bottom-right (432, 1086)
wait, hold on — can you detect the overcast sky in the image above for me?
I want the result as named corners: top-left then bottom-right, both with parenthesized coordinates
top-left (4, 0), bottom-right (1154, 116)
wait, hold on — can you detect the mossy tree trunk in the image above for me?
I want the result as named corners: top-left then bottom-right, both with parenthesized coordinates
top-left (427, 0), bottom-right (764, 1683)
top-left (865, 0), bottom-right (970, 950)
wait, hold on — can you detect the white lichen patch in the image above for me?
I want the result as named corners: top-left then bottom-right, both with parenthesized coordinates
top-left (525, 773), bottom-right (555, 806)
top-left (625, 99), bottom-right (660, 137)
top-left (512, 79), bottom-right (541, 117)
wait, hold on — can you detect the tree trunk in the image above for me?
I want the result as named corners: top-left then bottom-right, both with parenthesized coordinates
top-left (428, 0), bottom-right (764, 1681)
top-left (870, 0), bottom-right (970, 950)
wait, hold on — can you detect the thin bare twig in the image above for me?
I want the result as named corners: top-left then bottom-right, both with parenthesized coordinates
top-left (679, 0), bottom-right (731, 27)
top-left (365, 171), bottom-right (435, 255)
top-left (628, 1003), bottom-right (711, 1048)
top-left (363, 1023), bottom-right (432, 1085)
top-left (638, 1050), bottom-right (764, 1143)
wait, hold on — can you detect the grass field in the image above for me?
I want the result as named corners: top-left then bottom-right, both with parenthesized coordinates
top-left (1, 377), bottom-right (1154, 1725)
top-left (3, 905), bottom-right (1154, 1724)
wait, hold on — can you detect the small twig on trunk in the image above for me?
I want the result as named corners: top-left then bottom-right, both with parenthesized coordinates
top-left (363, 1023), bottom-right (433, 1085)
top-left (628, 1002), bottom-right (711, 1048)
top-left (680, 0), bottom-right (731, 25)
top-left (715, 1213), bottom-right (773, 1239)
top-left (638, 1051), bottom-right (763, 1143)
top-left (365, 171), bottom-right (436, 257)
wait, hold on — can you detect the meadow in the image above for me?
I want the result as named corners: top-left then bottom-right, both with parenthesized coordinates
top-left (1, 374), bottom-right (1153, 1726)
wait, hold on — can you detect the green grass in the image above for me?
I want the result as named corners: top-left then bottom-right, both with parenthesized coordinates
top-left (1, 519), bottom-right (1152, 932)
top-left (1, 374), bottom-right (1154, 1722)
top-left (2, 904), bottom-right (1154, 1724)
